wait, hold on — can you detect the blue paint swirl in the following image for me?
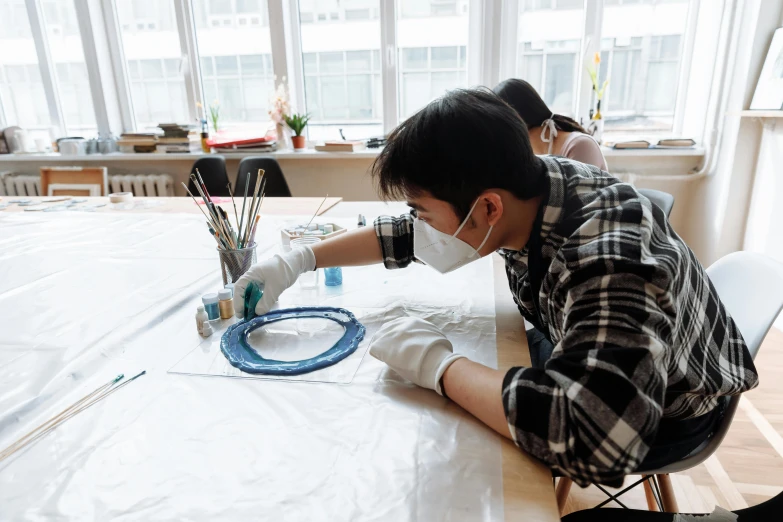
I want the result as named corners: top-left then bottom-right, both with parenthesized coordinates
top-left (220, 307), bottom-right (366, 375)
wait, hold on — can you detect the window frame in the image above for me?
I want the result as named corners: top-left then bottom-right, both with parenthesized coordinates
top-left (0, 0), bottom-right (713, 144)
top-left (508, 0), bottom-right (701, 138)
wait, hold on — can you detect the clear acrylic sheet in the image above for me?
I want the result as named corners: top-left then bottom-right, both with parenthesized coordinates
top-left (0, 210), bottom-right (504, 521)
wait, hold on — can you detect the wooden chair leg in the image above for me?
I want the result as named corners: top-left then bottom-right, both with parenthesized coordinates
top-left (656, 474), bottom-right (679, 512)
top-left (642, 475), bottom-right (660, 511)
top-left (555, 477), bottom-right (573, 515)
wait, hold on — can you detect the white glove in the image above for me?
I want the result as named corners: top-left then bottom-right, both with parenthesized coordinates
top-left (233, 246), bottom-right (316, 318)
top-left (369, 316), bottom-right (466, 395)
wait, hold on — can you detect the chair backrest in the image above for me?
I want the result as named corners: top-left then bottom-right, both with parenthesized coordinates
top-left (639, 188), bottom-right (675, 218)
top-left (188, 156), bottom-right (229, 197)
top-left (646, 251), bottom-right (783, 475)
top-left (235, 157), bottom-right (291, 198)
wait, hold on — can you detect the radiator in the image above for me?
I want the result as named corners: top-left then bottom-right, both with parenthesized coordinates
top-left (0, 172), bottom-right (174, 197)
top-left (109, 174), bottom-right (174, 197)
top-left (0, 172), bottom-right (40, 197)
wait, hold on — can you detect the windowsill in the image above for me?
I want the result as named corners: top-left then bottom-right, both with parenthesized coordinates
top-left (601, 146), bottom-right (705, 158)
top-left (0, 146), bottom-right (705, 163)
top-left (0, 149), bottom-right (382, 162)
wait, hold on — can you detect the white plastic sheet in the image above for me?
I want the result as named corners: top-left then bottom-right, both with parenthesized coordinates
top-left (0, 209), bottom-right (504, 521)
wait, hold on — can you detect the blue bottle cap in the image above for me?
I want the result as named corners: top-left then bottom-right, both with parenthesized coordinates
top-left (202, 293), bottom-right (218, 305)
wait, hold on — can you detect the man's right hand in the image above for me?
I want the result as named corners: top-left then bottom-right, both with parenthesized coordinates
top-left (233, 245), bottom-right (316, 318)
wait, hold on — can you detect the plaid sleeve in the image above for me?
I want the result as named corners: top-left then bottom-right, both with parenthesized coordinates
top-left (373, 213), bottom-right (415, 269)
top-left (502, 264), bottom-right (672, 487)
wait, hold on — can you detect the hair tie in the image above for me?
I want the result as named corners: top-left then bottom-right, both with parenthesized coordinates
top-left (540, 115), bottom-right (558, 155)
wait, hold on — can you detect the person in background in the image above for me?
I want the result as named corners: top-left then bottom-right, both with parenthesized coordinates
top-left (494, 78), bottom-right (608, 170)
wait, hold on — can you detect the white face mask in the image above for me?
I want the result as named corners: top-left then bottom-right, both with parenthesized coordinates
top-left (413, 198), bottom-right (494, 274)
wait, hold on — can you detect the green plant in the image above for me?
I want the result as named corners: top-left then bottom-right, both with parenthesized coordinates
top-left (283, 112), bottom-right (311, 136)
top-left (208, 100), bottom-right (220, 133)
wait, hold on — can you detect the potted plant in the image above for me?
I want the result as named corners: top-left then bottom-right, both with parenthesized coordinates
top-left (284, 112), bottom-right (311, 150)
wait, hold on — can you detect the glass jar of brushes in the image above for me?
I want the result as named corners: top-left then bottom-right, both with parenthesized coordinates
top-left (219, 243), bottom-right (258, 285)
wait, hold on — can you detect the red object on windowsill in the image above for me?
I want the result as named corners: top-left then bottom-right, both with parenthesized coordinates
top-left (205, 130), bottom-right (276, 148)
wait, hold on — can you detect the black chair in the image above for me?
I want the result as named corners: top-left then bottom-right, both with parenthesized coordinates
top-left (188, 156), bottom-right (230, 197)
top-left (235, 157), bottom-right (291, 197)
top-left (639, 188), bottom-right (675, 218)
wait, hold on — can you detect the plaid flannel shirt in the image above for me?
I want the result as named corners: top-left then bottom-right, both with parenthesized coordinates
top-left (373, 156), bottom-right (758, 486)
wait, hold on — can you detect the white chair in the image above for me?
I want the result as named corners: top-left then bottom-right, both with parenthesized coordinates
top-left (556, 251), bottom-right (783, 513)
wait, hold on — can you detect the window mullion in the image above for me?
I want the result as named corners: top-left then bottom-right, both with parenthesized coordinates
top-left (673, 0), bottom-right (700, 135)
top-left (25, 0), bottom-right (65, 136)
top-left (577, 0), bottom-right (602, 124)
top-left (174, 0), bottom-right (203, 124)
top-left (74, 0), bottom-right (124, 136)
top-left (380, 0), bottom-right (398, 133)
top-left (499, 0), bottom-right (520, 82)
top-left (100, 0), bottom-right (135, 132)
top-left (268, 0), bottom-right (304, 123)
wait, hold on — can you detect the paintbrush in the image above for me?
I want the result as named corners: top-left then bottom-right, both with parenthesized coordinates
top-left (238, 174), bottom-right (251, 248)
top-left (194, 168), bottom-right (212, 204)
top-left (243, 170), bottom-right (264, 246)
top-left (304, 194), bottom-right (329, 231)
top-left (227, 182), bottom-right (240, 235)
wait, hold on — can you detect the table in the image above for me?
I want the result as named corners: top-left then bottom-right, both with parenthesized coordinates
top-left (0, 196), bottom-right (344, 216)
top-left (0, 198), bottom-right (558, 521)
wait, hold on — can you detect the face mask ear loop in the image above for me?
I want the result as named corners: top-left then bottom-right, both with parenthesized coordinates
top-left (452, 197), bottom-right (484, 239)
top-left (475, 225), bottom-right (493, 254)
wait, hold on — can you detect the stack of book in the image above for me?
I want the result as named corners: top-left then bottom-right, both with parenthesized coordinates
top-left (156, 123), bottom-right (200, 153)
top-left (608, 138), bottom-right (696, 150)
top-left (117, 133), bottom-right (158, 153)
top-left (206, 132), bottom-right (277, 153)
top-left (314, 140), bottom-right (366, 152)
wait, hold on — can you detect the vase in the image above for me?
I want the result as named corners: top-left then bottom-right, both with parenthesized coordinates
top-left (291, 135), bottom-right (306, 150)
top-left (275, 123), bottom-right (290, 150)
top-left (588, 100), bottom-right (604, 144)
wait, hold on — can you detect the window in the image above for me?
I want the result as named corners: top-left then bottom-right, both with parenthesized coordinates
top-left (517, 1), bottom-right (584, 118)
top-left (298, 0), bottom-right (383, 141)
top-left (117, 0), bottom-right (189, 130)
top-left (398, 1), bottom-right (470, 120)
top-left (42, 0), bottom-right (98, 136)
top-left (598, 0), bottom-right (689, 131)
top-left (193, 0), bottom-right (274, 131)
top-left (0, 0), bottom-right (53, 142)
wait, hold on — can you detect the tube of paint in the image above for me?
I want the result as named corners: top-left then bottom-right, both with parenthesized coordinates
top-left (196, 305), bottom-right (208, 334)
top-left (202, 294), bottom-right (220, 320)
top-left (218, 289), bottom-right (234, 319)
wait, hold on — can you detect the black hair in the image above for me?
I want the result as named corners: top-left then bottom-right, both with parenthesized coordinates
top-left (493, 78), bottom-right (588, 134)
top-left (372, 88), bottom-right (545, 220)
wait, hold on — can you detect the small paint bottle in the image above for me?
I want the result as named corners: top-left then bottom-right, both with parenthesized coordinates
top-left (201, 322), bottom-right (213, 337)
top-left (196, 305), bottom-right (208, 334)
top-left (324, 267), bottom-right (343, 287)
top-left (224, 283), bottom-right (235, 296)
top-left (202, 293), bottom-right (220, 320)
top-left (218, 289), bottom-right (234, 319)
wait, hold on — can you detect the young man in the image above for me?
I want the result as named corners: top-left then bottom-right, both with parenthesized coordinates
top-left (233, 89), bottom-right (758, 486)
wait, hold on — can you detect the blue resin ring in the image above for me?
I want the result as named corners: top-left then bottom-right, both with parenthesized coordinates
top-left (221, 307), bottom-right (366, 375)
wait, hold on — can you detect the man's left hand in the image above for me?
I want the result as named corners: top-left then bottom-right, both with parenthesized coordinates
top-left (369, 316), bottom-right (466, 395)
